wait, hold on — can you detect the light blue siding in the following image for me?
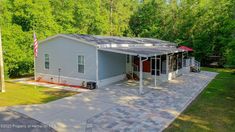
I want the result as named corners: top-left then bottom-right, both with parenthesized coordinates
top-left (36, 36), bottom-right (97, 84)
top-left (98, 50), bottom-right (126, 80)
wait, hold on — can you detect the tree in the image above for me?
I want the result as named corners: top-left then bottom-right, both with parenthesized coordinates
top-left (129, 0), bottom-right (235, 66)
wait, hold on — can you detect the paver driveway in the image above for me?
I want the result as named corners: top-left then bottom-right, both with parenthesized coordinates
top-left (10, 71), bottom-right (217, 132)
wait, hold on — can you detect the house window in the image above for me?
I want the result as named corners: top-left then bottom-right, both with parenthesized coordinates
top-left (78, 55), bottom-right (85, 73)
top-left (45, 54), bottom-right (49, 69)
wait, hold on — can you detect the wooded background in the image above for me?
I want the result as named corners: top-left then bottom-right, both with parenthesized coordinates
top-left (0, 0), bottom-right (234, 78)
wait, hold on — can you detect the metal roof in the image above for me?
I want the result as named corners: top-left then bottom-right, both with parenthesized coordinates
top-left (99, 46), bottom-right (183, 57)
top-left (62, 34), bottom-right (183, 56)
top-left (64, 34), bottom-right (176, 46)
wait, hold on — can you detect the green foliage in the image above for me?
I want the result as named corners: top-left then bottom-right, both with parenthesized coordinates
top-left (0, 0), bottom-right (139, 78)
top-left (129, 0), bottom-right (235, 66)
top-left (0, 0), bottom-right (234, 77)
top-left (2, 25), bottom-right (34, 77)
top-left (165, 67), bottom-right (235, 131)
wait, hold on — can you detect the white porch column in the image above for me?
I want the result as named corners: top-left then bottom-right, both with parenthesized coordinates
top-left (138, 56), bottom-right (148, 94)
top-left (154, 55), bottom-right (157, 87)
top-left (139, 57), bottom-right (143, 94)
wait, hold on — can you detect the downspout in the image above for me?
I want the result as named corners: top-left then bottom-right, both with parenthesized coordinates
top-left (139, 56), bottom-right (148, 95)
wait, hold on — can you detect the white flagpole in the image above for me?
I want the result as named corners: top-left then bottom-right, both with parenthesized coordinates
top-left (0, 28), bottom-right (5, 92)
top-left (33, 32), bottom-right (37, 81)
top-left (34, 50), bottom-right (36, 81)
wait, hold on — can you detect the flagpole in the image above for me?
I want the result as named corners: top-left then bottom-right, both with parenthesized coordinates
top-left (0, 28), bottom-right (5, 92)
top-left (33, 32), bottom-right (37, 81)
top-left (34, 48), bottom-right (36, 81)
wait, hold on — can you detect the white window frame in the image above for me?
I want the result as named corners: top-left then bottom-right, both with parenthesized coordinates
top-left (44, 54), bottom-right (49, 70)
top-left (78, 55), bottom-right (85, 74)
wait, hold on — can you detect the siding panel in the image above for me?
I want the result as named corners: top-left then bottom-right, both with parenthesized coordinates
top-left (36, 37), bottom-right (97, 85)
top-left (98, 50), bottom-right (126, 80)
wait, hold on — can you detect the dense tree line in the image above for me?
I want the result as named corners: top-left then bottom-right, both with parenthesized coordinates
top-left (130, 0), bottom-right (235, 66)
top-left (0, 0), bottom-right (234, 78)
top-left (0, 0), bottom-right (139, 77)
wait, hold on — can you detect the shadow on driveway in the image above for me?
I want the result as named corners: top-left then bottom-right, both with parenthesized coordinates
top-left (0, 108), bottom-right (55, 132)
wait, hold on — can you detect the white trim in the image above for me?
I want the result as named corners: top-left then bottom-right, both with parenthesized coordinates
top-left (98, 48), bottom-right (148, 57)
top-left (144, 44), bottom-right (153, 47)
top-left (98, 74), bottom-right (126, 87)
top-left (155, 55), bottom-right (157, 86)
top-left (38, 34), bottom-right (97, 47)
top-left (111, 44), bottom-right (117, 47)
top-left (121, 44), bottom-right (129, 47)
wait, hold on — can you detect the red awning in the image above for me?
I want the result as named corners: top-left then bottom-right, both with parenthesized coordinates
top-left (178, 46), bottom-right (193, 52)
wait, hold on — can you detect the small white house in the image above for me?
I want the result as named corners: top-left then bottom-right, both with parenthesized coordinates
top-left (35, 34), bottom-right (196, 93)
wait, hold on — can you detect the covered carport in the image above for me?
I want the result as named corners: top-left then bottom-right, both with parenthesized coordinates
top-left (98, 46), bottom-right (183, 94)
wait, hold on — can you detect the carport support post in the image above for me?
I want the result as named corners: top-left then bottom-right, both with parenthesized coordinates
top-left (154, 55), bottom-right (157, 87)
top-left (139, 57), bottom-right (143, 94)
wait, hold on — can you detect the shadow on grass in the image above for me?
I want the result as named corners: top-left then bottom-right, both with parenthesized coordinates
top-left (164, 68), bottom-right (235, 132)
top-left (0, 82), bottom-right (79, 107)
top-left (40, 90), bottom-right (79, 103)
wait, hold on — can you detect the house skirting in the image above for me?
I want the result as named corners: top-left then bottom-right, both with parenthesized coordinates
top-left (98, 74), bottom-right (126, 87)
top-left (36, 73), bottom-right (95, 86)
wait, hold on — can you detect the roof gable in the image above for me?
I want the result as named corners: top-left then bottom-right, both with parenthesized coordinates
top-left (38, 34), bottom-right (97, 47)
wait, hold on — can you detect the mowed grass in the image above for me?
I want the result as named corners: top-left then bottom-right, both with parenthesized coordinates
top-left (0, 82), bottom-right (78, 107)
top-left (164, 67), bottom-right (235, 132)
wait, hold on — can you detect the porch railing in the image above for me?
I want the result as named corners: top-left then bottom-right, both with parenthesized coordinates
top-left (194, 60), bottom-right (201, 72)
top-left (184, 58), bottom-right (201, 72)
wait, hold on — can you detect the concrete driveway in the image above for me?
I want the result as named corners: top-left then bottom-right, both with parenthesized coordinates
top-left (0, 108), bottom-right (55, 132)
top-left (10, 71), bottom-right (217, 132)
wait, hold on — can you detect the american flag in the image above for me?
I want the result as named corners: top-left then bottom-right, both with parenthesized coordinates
top-left (33, 32), bottom-right (38, 58)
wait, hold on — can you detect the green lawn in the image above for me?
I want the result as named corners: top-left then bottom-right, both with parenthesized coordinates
top-left (0, 82), bottom-right (78, 107)
top-left (164, 68), bottom-right (235, 132)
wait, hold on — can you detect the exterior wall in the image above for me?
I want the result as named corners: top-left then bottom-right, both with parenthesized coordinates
top-left (98, 50), bottom-right (126, 86)
top-left (36, 37), bottom-right (97, 86)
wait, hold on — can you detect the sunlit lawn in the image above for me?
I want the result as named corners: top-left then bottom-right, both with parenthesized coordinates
top-left (164, 67), bottom-right (235, 132)
top-left (0, 82), bottom-right (79, 107)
